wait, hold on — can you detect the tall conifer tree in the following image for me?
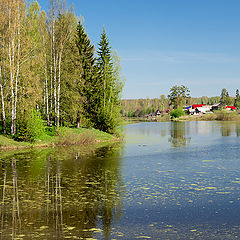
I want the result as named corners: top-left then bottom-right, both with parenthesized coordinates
top-left (75, 21), bottom-right (98, 127)
top-left (96, 28), bottom-right (124, 134)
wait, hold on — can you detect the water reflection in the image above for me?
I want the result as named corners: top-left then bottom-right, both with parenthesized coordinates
top-left (237, 124), bottom-right (240, 137)
top-left (219, 122), bottom-right (240, 137)
top-left (168, 122), bottom-right (191, 147)
top-left (0, 144), bottom-right (123, 239)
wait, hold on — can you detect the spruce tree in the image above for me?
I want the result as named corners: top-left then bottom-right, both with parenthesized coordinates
top-left (97, 27), bottom-right (113, 109)
top-left (96, 28), bottom-right (123, 134)
top-left (75, 21), bottom-right (98, 127)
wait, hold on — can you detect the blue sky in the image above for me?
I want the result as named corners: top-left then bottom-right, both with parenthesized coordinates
top-left (38, 0), bottom-right (240, 99)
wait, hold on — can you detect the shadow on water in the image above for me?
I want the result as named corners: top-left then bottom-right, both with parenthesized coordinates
top-left (0, 143), bottom-right (124, 240)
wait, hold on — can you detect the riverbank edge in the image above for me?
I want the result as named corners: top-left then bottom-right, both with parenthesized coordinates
top-left (124, 112), bottom-right (240, 123)
top-left (0, 127), bottom-right (119, 151)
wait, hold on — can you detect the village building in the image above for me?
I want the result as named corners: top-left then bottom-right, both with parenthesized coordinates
top-left (225, 106), bottom-right (236, 111)
top-left (155, 110), bottom-right (162, 116)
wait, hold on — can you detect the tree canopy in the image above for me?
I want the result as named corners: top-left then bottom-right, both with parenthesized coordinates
top-left (0, 0), bottom-right (124, 139)
top-left (168, 85), bottom-right (190, 109)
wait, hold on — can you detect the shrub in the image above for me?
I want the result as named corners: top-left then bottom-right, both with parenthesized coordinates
top-left (170, 109), bottom-right (185, 119)
top-left (15, 110), bottom-right (45, 142)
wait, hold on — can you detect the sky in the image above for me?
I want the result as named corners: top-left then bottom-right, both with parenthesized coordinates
top-left (38, 0), bottom-right (240, 99)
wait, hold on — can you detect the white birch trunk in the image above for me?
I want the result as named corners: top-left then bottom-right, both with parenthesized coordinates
top-left (52, 19), bottom-right (58, 126)
top-left (0, 66), bottom-right (6, 134)
top-left (56, 50), bottom-right (62, 127)
top-left (14, 8), bottom-right (21, 135)
top-left (43, 34), bottom-right (49, 125)
top-left (50, 35), bottom-right (53, 126)
top-left (8, 7), bottom-right (16, 136)
top-left (53, 51), bottom-right (57, 126)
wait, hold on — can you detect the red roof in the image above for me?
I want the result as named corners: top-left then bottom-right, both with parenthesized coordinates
top-left (192, 104), bottom-right (205, 109)
top-left (225, 106), bottom-right (236, 109)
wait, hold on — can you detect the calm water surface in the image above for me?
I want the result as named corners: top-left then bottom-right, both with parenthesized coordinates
top-left (1, 121), bottom-right (240, 239)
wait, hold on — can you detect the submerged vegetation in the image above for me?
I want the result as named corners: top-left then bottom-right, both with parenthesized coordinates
top-left (0, 143), bottom-right (123, 239)
top-left (0, 0), bottom-right (124, 145)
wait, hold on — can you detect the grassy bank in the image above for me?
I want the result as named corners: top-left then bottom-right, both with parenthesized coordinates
top-left (173, 110), bottom-right (240, 122)
top-left (0, 127), bottom-right (117, 151)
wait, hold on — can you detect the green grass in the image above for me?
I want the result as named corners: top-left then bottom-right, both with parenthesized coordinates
top-left (0, 135), bottom-right (30, 149)
top-left (0, 126), bottom-right (117, 151)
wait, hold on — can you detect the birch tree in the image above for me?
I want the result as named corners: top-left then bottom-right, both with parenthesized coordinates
top-left (47, 0), bottom-right (74, 127)
top-left (0, 0), bottom-right (8, 134)
top-left (5, 0), bottom-right (24, 135)
top-left (55, 10), bottom-right (74, 127)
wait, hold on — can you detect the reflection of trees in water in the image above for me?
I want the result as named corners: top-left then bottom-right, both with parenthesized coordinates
top-left (168, 122), bottom-right (191, 147)
top-left (0, 143), bottom-right (123, 239)
top-left (220, 122), bottom-right (240, 137)
top-left (0, 158), bottom-right (21, 240)
top-left (236, 123), bottom-right (240, 137)
top-left (221, 123), bottom-right (232, 137)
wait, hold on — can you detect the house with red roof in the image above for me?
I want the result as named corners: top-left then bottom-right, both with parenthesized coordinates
top-left (225, 106), bottom-right (236, 110)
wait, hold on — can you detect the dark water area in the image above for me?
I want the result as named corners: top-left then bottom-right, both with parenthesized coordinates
top-left (1, 121), bottom-right (240, 239)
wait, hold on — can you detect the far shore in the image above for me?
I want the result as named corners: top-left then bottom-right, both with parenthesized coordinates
top-left (124, 111), bottom-right (240, 123)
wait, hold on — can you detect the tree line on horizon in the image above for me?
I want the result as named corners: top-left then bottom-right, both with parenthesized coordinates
top-left (121, 86), bottom-right (240, 117)
top-left (0, 0), bottom-right (124, 140)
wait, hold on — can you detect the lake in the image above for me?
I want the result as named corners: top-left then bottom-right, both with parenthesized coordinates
top-left (1, 121), bottom-right (240, 239)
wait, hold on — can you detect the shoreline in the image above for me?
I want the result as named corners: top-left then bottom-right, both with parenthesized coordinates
top-left (124, 113), bottom-right (240, 124)
top-left (0, 127), bottom-right (119, 152)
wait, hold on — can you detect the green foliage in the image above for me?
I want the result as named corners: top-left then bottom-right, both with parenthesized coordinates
top-left (93, 28), bottom-right (124, 134)
top-left (15, 111), bottom-right (45, 142)
top-left (1, 1), bottom-right (125, 140)
top-left (168, 85), bottom-right (190, 109)
top-left (234, 89), bottom-right (240, 109)
top-left (170, 109), bottom-right (185, 119)
top-left (75, 21), bottom-right (99, 127)
top-left (220, 88), bottom-right (233, 106)
top-left (60, 16), bottom-right (82, 125)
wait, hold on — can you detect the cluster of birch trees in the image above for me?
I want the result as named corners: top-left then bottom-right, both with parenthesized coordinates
top-left (0, 0), bottom-right (123, 138)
